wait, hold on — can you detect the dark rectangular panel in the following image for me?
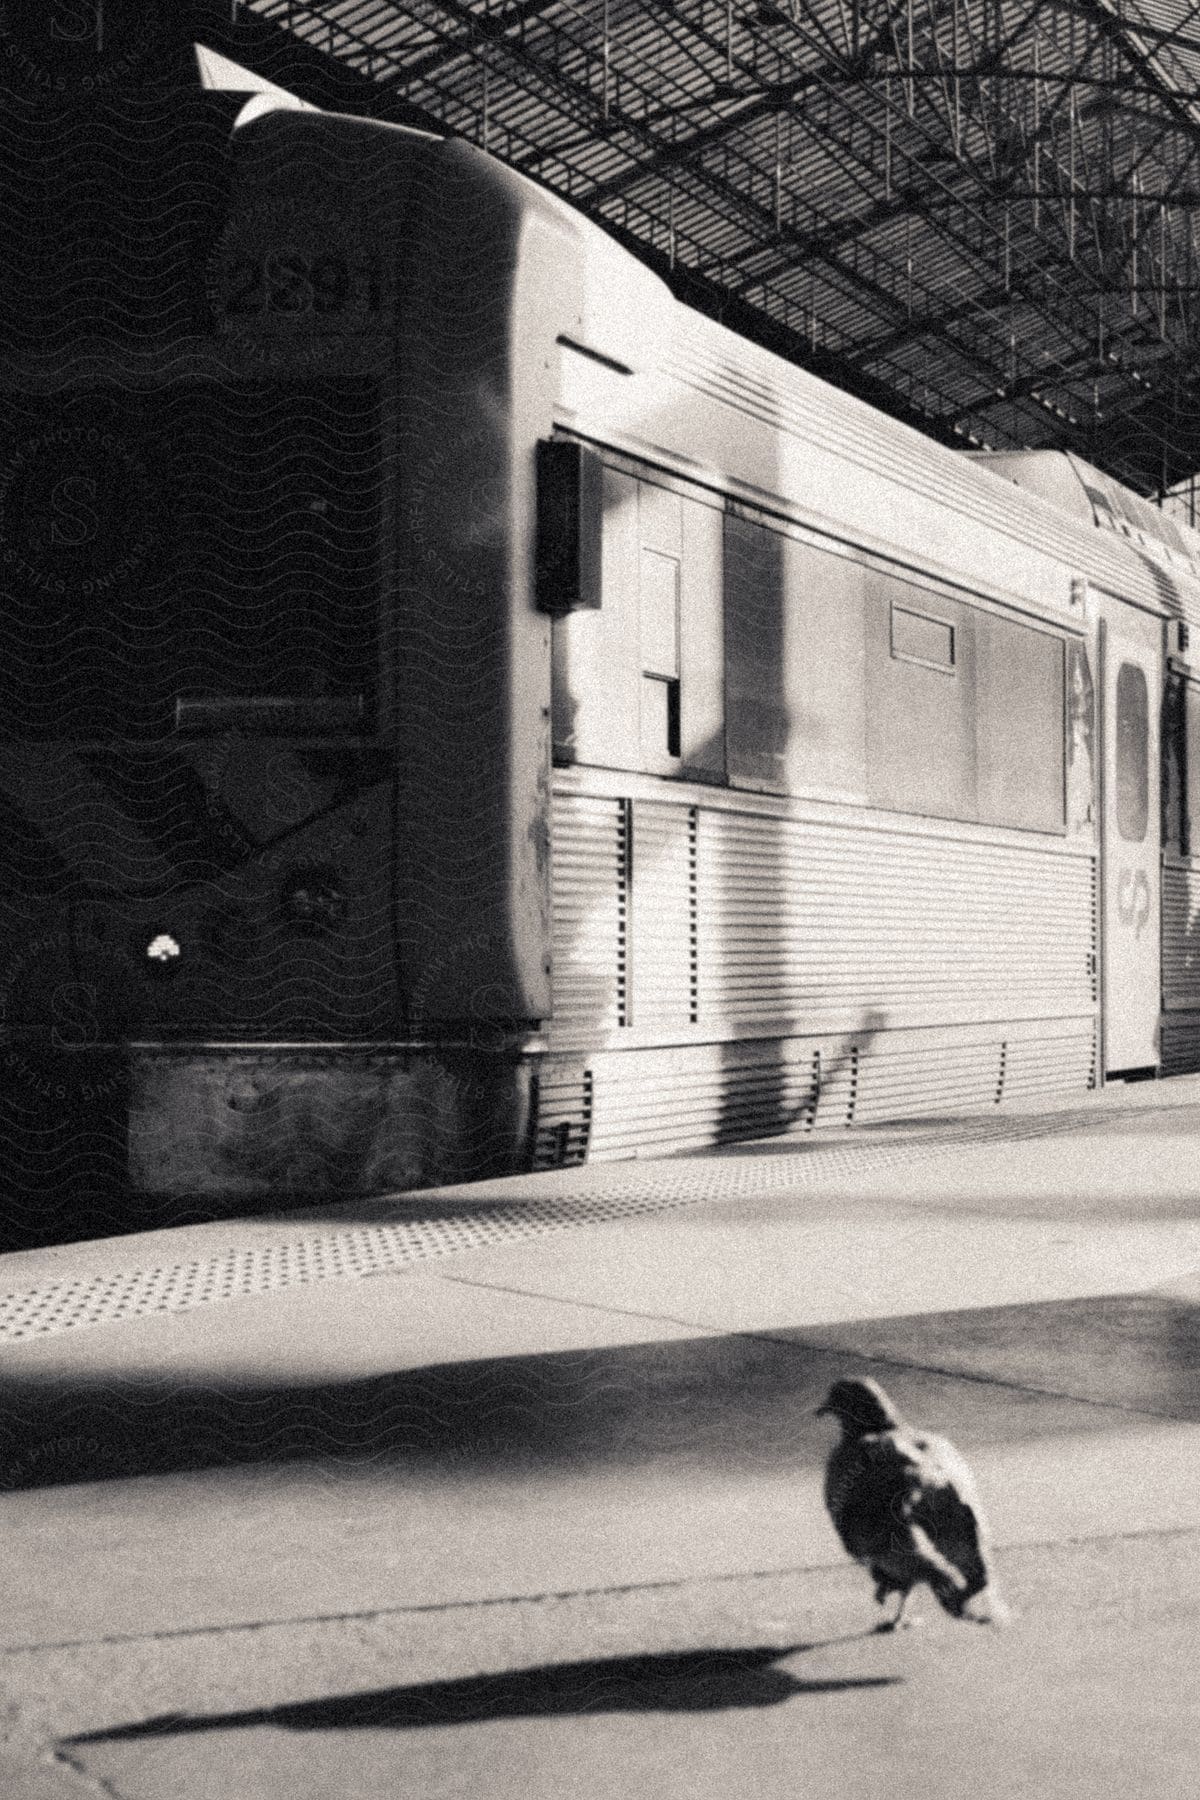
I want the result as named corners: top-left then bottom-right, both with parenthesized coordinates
top-left (536, 439), bottom-right (604, 616)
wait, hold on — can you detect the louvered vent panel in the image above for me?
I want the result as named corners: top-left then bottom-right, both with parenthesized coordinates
top-left (550, 793), bottom-right (629, 1046)
top-left (810, 1048), bottom-right (858, 1131)
top-left (1162, 861), bottom-right (1200, 1010)
top-left (852, 1039), bottom-right (1003, 1124)
top-left (1161, 1015), bottom-right (1200, 1075)
top-left (630, 801), bottom-right (696, 1029)
top-left (1002, 1023), bottom-right (1097, 1096)
top-left (530, 1064), bottom-right (593, 1169)
top-left (586, 1042), bottom-right (821, 1158)
top-left (696, 812), bottom-right (1095, 1030)
top-left (569, 1015), bottom-right (1095, 1164)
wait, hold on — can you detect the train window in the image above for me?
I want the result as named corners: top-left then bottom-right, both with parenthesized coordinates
top-left (1183, 684), bottom-right (1200, 856)
top-left (722, 516), bottom-right (1069, 830)
top-left (975, 613), bottom-right (1065, 833)
top-left (866, 575), bottom-right (975, 819)
top-left (1115, 661), bottom-right (1149, 842)
top-left (1065, 639), bottom-right (1096, 838)
top-left (723, 514), bottom-right (789, 789)
top-left (724, 514), bottom-right (867, 798)
top-left (868, 578), bottom-right (1068, 832)
top-left (891, 606), bottom-right (955, 671)
top-left (552, 463), bottom-right (723, 777)
top-left (642, 676), bottom-right (681, 760)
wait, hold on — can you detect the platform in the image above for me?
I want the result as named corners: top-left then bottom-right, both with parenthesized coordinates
top-left (2, 1078), bottom-right (1200, 1798)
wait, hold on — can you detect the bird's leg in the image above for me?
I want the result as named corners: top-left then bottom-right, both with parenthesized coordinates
top-left (875, 1588), bottom-right (915, 1633)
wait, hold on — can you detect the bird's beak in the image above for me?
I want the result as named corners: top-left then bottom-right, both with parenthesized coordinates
top-left (814, 1403), bottom-right (830, 1417)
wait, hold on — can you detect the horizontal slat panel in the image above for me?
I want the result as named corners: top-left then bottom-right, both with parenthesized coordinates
top-left (551, 793), bottom-right (627, 1038)
top-left (697, 809), bottom-right (1094, 1031)
top-left (552, 784), bottom-right (1097, 1112)
top-left (538, 1017), bottom-right (1096, 1160)
top-left (1163, 862), bottom-right (1200, 1011)
top-left (630, 800), bottom-right (694, 1030)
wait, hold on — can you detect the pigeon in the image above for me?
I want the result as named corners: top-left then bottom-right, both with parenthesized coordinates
top-left (816, 1376), bottom-right (1009, 1630)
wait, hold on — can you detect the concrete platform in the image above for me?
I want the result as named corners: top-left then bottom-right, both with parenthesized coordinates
top-left (2, 1079), bottom-right (1200, 1796)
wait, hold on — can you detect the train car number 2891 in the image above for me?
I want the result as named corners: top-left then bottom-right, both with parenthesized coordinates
top-left (222, 253), bottom-right (386, 320)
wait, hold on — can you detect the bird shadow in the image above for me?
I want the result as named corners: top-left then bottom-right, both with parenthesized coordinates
top-left (66, 1642), bottom-right (902, 1740)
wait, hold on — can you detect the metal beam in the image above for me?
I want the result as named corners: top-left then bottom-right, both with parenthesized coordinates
top-left (393, 0), bottom-right (566, 87)
top-left (576, 0), bottom-right (926, 204)
top-left (192, 0), bottom-right (443, 125)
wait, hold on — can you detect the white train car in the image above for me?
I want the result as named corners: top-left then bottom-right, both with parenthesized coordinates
top-left (13, 92), bottom-right (1200, 1217)
top-left (531, 145), bottom-right (1200, 1161)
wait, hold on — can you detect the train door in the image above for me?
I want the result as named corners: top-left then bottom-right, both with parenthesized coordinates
top-left (1098, 594), bottom-right (1162, 1075)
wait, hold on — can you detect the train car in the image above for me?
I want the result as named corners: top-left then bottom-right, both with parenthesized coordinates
top-left (4, 73), bottom-right (1200, 1231)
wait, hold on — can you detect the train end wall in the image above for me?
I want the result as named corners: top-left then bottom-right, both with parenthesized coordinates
top-left (388, 133), bottom-right (591, 1034)
top-left (221, 109), bottom-right (591, 1037)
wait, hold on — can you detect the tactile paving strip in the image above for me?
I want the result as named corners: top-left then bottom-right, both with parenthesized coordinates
top-left (0, 1099), bottom-right (1183, 1344)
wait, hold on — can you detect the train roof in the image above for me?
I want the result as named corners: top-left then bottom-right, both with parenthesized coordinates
top-left (658, 296), bottom-right (1200, 626)
top-left (233, 95), bottom-right (1200, 631)
top-left (969, 449), bottom-right (1200, 586)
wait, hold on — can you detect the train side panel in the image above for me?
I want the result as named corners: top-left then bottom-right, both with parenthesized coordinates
top-left (537, 291), bottom-right (1122, 1160)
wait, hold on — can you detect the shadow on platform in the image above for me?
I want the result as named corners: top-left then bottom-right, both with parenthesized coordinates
top-left (2, 1285), bottom-right (1198, 1496)
top-left (65, 1643), bottom-right (901, 1739)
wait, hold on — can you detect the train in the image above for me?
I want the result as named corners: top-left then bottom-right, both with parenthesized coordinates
top-left (3, 59), bottom-right (1200, 1237)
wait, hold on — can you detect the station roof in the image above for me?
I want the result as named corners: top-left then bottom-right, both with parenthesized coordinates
top-left (200, 2), bottom-right (1200, 499)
